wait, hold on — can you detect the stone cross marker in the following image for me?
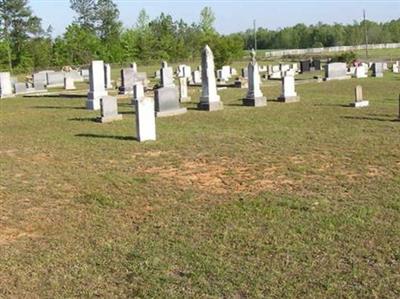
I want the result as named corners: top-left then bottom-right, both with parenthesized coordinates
top-left (134, 84), bottom-right (156, 142)
top-left (350, 85), bottom-right (369, 108)
top-left (99, 96), bottom-right (123, 123)
top-left (0, 72), bottom-right (14, 98)
top-left (243, 49), bottom-right (266, 107)
top-left (198, 45), bottom-right (223, 111)
top-left (278, 75), bottom-right (300, 103)
top-left (87, 60), bottom-right (108, 110)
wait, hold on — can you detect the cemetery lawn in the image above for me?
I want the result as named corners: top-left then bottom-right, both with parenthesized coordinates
top-left (1, 74), bottom-right (400, 297)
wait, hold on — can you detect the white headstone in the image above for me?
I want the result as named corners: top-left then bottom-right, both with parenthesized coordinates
top-left (192, 70), bottom-right (202, 84)
top-left (278, 76), bottom-right (300, 103)
top-left (87, 60), bottom-right (108, 110)
top-left (64, 77), bottom-right (76, 90)
top-left (355, 66), bottom-right (367, 78)
top-left (243, 49), bottom-right (266, 107)
top-left (179, 77), bottom-right (190, 103)
top-left (198, 45), bottom-right (223, 111)
top-left (0, 72), bottom-right (14, 98)
top-left (134, 95), bottom-right (156, 142)
top-left (160, 63), bottom-right (174, 87)
top-left (99, 96), bottom-right (123, 123)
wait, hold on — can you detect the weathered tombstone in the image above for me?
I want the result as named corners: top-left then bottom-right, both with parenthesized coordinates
top-left (33, 71), bottom-right (48, 86)
top-left (198, 45), bottom-right (223, 111)
top-left (98, 96), bottom-right (122, 123)
top-left (14, 82), bottom-right (27, 95)
top-left (160, 62), bottom-right (175, 87)
top-left (65, 70), bottom-right (83, 82)
top-left (119, 68), bottom-right (147, 94)
top-left (130, 62), bottom-right (137, 72)
top-left (104, 64), bottom-right (112, 89)
top-left (154, 70), bottom-right (161, 79)
top-left (350, 85), bottom-right (369, 108)
top-left (243, 49), bottom-right (266, 107)
top-left (87, 60), bottom-right (108, 110)
top-left (0, 72), bottom-right (14, 98)
top-left (393, 62), bottom-right (399, 73)
top-left (178, 77), bottom-right (191, 102)
top-left (192, 70), bottom-right (202, 84)
top-left (300, 60), bottom-right (311, 73)
top-left (278, 76), bottom-right (300, 103)
top-left (47, 72), bottom-right (65, 87)
top-left (241, 67), bottom-right (248, 79)
top-left (312, 59), bottom-right (321, 71)
top-left (324, 63), bottom-right (351, 81)
top-left (134, 92), bottom-right (156, 142)
top-left (221, 65), bottom-right (231, 80)
top-left (64, 77), bottom-right (76, 90)
top-left (355, 66), bottom-right (367, 78)
top-left (33, 82), bottom-right (47, 93)
top-left (155, 87), bottom-right (187, 117)
top-left (80, 69), bottom-right (90, 80)
top-left (372, 62), bottom-right (384, 77)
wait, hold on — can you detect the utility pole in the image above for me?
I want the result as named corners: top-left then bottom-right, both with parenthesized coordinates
top-left (363, 9), bottom-right (369, 59)
top-left (253, 19), bottom-right (257, 51)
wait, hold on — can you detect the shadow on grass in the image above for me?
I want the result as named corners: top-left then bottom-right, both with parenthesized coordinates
top-left (32, 105), bottom-right (86, 110)
top-left (342, 116), bottom-right (399, 122)
top-left (120, 111), bottom-right (135, 115)
top-left (314, 103), bottom-right (351, 107)
top-left (69, 117), bottom-right (97, 122)
top-left (75, 133), bottom-right (136, 141)
top-left (27, 94), bottom-right (86, 99)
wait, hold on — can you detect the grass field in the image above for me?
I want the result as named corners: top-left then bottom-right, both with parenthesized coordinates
top-left (1, 68), bottom-right (400, 297)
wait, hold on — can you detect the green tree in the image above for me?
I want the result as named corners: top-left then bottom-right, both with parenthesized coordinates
top-left (0, 0), bottom-right (43, 71)
top-left (199, 7), bottom-right (216, 35)
top-left (70, 0), bottom-right (96, 31)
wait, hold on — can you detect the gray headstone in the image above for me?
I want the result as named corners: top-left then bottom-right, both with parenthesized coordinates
top-left (155, 87), bottom-right (187, 117)
top-left (99, 96), bottom-right (122, 123)
top-left (324, 63), bottom-right (350, 81)
top-left (14, 82), bottom-right (27, 94)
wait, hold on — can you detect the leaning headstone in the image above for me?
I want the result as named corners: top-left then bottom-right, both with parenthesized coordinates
top-left (14, 82), bottom-right (27, 95)
top-left (372, 62), bottom-right (384, 78)
top-left (98, 96), bottom-right (122, 123)
top-left (350, 85), bottom-right (369, 108)
top-left (243, 49), bottom-right (266, 107)
top-left (0, 72), bottom-right (14, 98)
top-left (324, 63), bottom-right (351, 81)
top-left (104, 64), bottom-right (112, 89)
top-left (178, 77), bottom-right (191, 103)
top-left (134, 88), bottom-right (156, 142)
top-left (87, 60), bottom-right (108, 110)
top-left (64, 77), bottom-right (76, 90)
top-left (278, 76), bottom-right (300, 103)
top-left (155, 87), bottom-right (187, 117)
top-left (198, 45), bottom-right (223, 111)
top-left (160, 62), bottom-right (174, 87)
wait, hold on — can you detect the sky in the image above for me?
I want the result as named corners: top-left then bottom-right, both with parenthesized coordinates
top-left (29, 0), bottom-right (400, 37)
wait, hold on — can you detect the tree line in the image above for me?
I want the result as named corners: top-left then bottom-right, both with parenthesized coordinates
top-left (0, 0), bottom-right (399, 73)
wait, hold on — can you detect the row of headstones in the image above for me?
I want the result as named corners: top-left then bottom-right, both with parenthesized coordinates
top-left (324, 62), bottom-right (388, 81)
top-left (85, 47), bottom-right (301, 143)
